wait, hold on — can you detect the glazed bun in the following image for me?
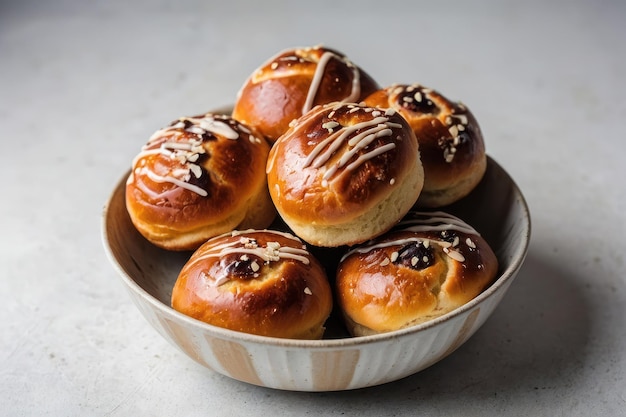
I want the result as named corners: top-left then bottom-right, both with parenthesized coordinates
top-left (266, 102), bottom-right (424, 247)
top-left (363, 84), bottom-right (486, 208)
top-left (125, 113), bottom-right (276, 251)
top-left (336, 211), bottom-right (498, 336)
top-left (171, 229), bottom-right (333, 339)
top-left (232, 45), bottom-right (380, 143)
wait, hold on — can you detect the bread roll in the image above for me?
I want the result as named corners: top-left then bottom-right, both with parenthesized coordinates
top-left (232, 45), bottom-right (380, 143)
top-left (125, 113), bottom-right (276, 251)
top-left (266, 102), bottom-right (424, 247)
top-left (336, 211), bottom-right (498, 336)
top-left (171, 229), bottom-right (333, 339)
top-left (363, 84), bottom-right (486, 207)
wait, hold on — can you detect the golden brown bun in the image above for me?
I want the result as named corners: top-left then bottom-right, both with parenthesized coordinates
top-left (125, 113), bottom-right (276, 251)
top-left (363, 84), bottom-right (486, 208)
top-left (171, 229), bottom-right (333, 339)
top-left (336, 211), bottom-right (498, 336)
top-left (232, 45), bottom-right (380, 143)
top-left (266, 102), bottom-right (424, 247)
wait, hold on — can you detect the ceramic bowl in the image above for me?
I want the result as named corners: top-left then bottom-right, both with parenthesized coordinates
top-left (102, 155), bottom-right (530, 391)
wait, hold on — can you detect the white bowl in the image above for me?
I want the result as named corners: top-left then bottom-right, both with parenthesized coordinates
top-left (102, 155), bottom-right (530, 391)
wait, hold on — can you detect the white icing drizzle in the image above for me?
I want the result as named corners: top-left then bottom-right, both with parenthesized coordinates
top-left (302, 50), bottom-right (361, 114)
top-left (190, 230), bottom-right (312, 287)
top-left (396, 211), bottom-right (479, 236)
top-left (138, 166), bottom-right (208, 197)
top-left (198, 118), bottom-right (239, 140)
top-left (129, 114), bottom-right (244, 197)
top-left (250, 46), bottom-right (362, 116)
top-left (343, 142), bottom-right (396, 178)
top-left (301, 110), bottom-right (399, 184)
top-left (344, 236), bottom-right (440, 259)
top-left (343, 211), bottom-right (479, 263)
top-left (229, 228), bottom-right (304, 242)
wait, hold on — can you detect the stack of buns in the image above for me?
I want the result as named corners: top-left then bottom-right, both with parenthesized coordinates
top-left (124, 45), bottom-right (497, 339)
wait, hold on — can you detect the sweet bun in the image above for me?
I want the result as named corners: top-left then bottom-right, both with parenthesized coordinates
top-left (363, 84), bottom-right (486, 208)
top-left (232, 45), bottom-right (380, 143)
top-left (125, 113), bottom-right (276, 251)
top-left (336, 211), bottom-right (498, 336)
top-left (171, 229), bottom-right (333, 339)
top-left (266, 102), bottom-right (424, 247)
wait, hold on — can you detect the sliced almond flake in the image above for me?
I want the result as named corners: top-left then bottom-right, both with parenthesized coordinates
top-left (266, 241), bottom-right (281, 250)
top-left (447, 250), bottom-right (465, 262)
top-left (189, 164), bottom-right (202, 178)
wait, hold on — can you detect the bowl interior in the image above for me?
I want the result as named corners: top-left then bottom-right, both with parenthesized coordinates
top-left (103, 155), bottom-right (530, 342)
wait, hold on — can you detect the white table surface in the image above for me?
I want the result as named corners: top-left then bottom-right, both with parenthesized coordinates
top-left (2, 0), bottom-right (625, 415)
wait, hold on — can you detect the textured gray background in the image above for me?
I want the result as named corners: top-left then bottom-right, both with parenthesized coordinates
top-left (1, 1), bottom-right (624, 415)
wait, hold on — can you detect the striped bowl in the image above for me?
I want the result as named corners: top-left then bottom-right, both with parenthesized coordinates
top-left (102, 155), bottom-right (530, 391)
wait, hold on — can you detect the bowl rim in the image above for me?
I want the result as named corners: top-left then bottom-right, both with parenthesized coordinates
top-left (102, 155), bottom-right (531, 349)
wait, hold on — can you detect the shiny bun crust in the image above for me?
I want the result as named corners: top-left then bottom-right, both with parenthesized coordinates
top-left (232, 45), bottom-right (380, 143)
top-left (171, 229), bottom-right (333, 339)
top-left (363, 84), bottom-right (486, 208)
top-left (125, 113), bottom-right (276, 251)
top-left (266, 102), bottom-right (425, 247)
top-left (336, 211), bottom-right (498, 336)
